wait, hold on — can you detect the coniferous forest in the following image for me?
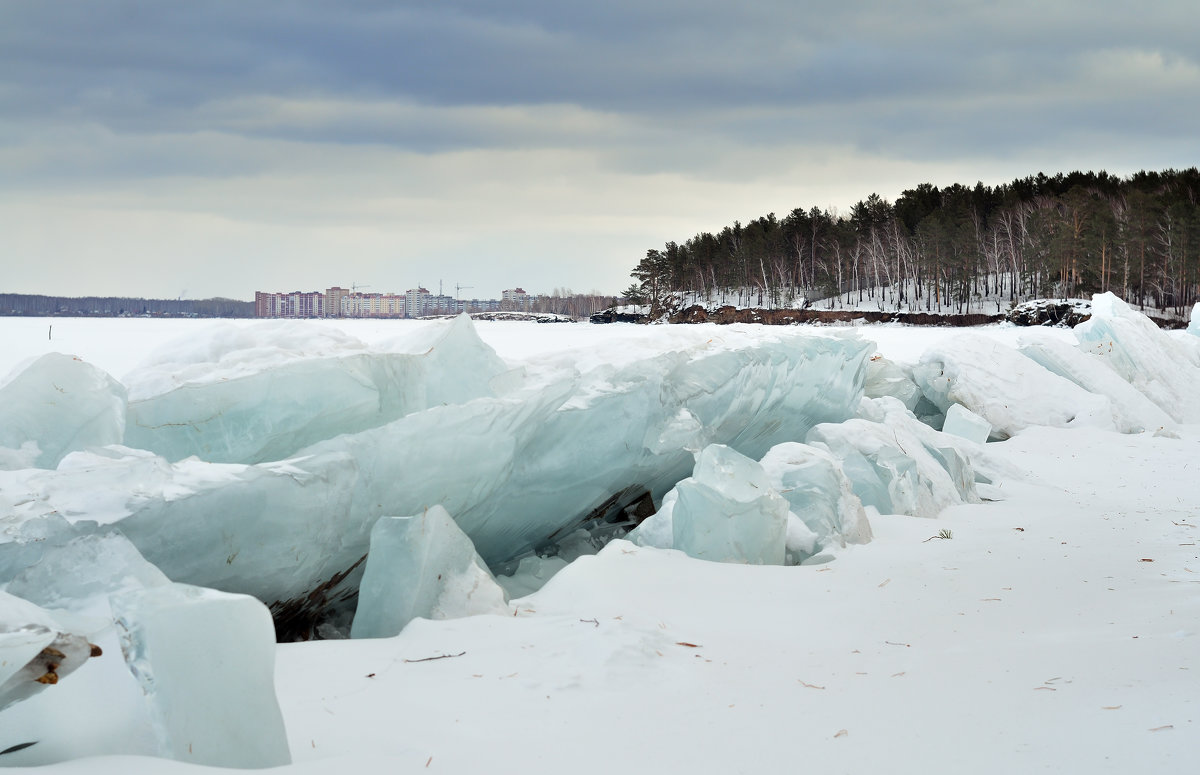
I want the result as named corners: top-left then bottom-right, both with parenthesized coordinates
top-left (626, 169), bottom-right (1200, 317)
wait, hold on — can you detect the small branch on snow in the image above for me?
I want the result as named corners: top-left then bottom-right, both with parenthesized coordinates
top-left (404, 651), bottom-right (466, 663)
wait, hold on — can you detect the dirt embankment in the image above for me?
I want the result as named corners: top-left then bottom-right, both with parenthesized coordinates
top-left (670, 305), bottom-right (1003, 326)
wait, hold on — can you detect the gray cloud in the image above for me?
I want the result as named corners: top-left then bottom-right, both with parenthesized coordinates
top-left (1, 0), bottom-right (1197, 298)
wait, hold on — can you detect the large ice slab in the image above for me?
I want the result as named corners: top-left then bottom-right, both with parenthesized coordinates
top-left (123, 314), bottom-right (509, 464)
top-left (351, 506), bottom-right (508, 639)
top-left (942, 403), bottom-right (991, 445)
top-left (451, 333), bottom-right (872, 565)
top-left (1, 324), bottom-right (871, 631)
top-left (758, 442), bottom-right (872, 555)
top-left (1018, 336), bottom-right (1177, 434)
top-left (863, 355), bottom-right (922, 411)
top-left (807, 397), bottom-right (980, 517)
top-left (1, 534), bottom-right (293, 765)
top-left (111, 584), bottom-right (291, 768)
top-left (912, 332), bottom-right (1112, 439)
top-left (666, 445), bottom-right (790, 565)
top-left (1074, 292), bottom-right (1200, 423)
top-left (5, 533), bottom-right (171, 611)
top-left (0, 353), bottom-right (126, 470)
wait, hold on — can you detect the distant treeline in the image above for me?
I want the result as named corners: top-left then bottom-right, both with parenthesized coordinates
top-left (627, 168), bottom-right (1200, 315)
top-left (0, 293), bottom-right (254, 317)
top-left (526, 288), bottom-right (620, 318)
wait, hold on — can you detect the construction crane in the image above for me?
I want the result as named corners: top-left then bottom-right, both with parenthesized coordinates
top-left (351, 282), bottom-right (371, 292)
top-left (454, 283), bottom-right (473, 301)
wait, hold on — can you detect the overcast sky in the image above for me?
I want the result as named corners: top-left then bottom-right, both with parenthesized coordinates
top-left (2, 1), bottom-right (1196, 301)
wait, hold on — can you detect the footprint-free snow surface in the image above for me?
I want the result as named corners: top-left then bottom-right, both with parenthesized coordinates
top-left (1, 295), bottom-right (1198, 773)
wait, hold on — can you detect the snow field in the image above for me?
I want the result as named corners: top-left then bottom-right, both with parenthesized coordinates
top-left (1, 294), bottom-right (1199, 773)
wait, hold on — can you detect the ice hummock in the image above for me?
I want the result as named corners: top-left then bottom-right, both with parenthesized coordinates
top-left (351, 506), bottom-right (509, 639)
top-left (912, 332), bottom-right (1112, 438)
top-left (2, 324), bottom-right (872, 632)
top-left (631, 444), bottom-right (791, 565)
top-left (123, 314), bottom-right (509, 464)
top-left (0, 353), bottom-right (127, 470)
top-left (1074, 292), bottom-right (1200, 423)
top-left (807, 397), bottom-right (980, 517)
top-left (671, 445), bottom-right (790, 565)
top-left (1018, 336), bottom-right (1177, 434)
top-left (758, 442), bottom-right (872, 557)
top-left (111, 584), bottom-right (291, 768)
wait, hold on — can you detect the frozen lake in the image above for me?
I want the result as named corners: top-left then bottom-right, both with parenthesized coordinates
top-left (2, 309), bottom-right (1198, 774)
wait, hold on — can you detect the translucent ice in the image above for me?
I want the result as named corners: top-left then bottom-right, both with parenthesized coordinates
top-left (913, 333), bottom-right (1112, 438)
top-left (449, 334), bottom-right (871, 564)
top-left (863, 355), bottom-right (922, 411)
top-left (0, 353), bottom-right (126, 470)
top-left (1075, 292), bottom-right (1200, 423)
top-left (1, 535), bottom-right (279, 765)
top-left (942, 403), bottom-right (991, 445)
top-left (5, 533), bottom-right (171, 611)
top-left (669, 445), bottom-right (790, 565)
top-left (1, 326), bottom-right (871, 627)
top-left (123, 314), bottom-right (509, 464)
top-left (351, 506), bottom-right (508, 639)
top-left (111, 584), bottom-right (291, 768)
top-left (758, 442), bottom-right (872, 555)
top-left (807, 397), bottom-right (980, 517)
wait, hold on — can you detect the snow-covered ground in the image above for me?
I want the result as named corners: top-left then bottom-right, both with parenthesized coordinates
top-left (2, 309), bottom-right (1199, 773)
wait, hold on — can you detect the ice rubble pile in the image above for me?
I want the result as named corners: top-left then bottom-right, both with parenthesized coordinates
top-left (1, 533), bottom-right (290, 768)
top-left (911, 293), bottom-right (1199, 437)
top-left (1, 295), bottom-right (1195, 767)
top-left (0, 316), bottom-right (873, 620)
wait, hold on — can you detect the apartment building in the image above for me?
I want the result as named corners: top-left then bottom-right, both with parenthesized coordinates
top-left (255, 285), bottom-right (527, 318)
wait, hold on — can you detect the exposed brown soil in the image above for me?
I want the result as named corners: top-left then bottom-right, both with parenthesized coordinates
top-left (669, 305), bottom-right (1003, 327)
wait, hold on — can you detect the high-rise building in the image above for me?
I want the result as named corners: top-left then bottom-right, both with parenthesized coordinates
top-left (501, 288), bottom-right (529, 311)
top-left (325, 286), bottom-right (349, 317)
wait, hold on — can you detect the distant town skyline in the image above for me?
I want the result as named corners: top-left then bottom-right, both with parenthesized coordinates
top-left (2, 2), bottom-right (1197, 300)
